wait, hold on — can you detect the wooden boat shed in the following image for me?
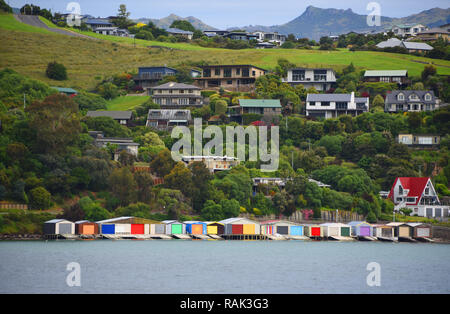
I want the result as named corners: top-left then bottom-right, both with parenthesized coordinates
top-left (75, 220), bottom-right (99, 235)
top-left (205, 222), bottom-right (225, 235)
top-left (184, 221), bottom-right (207, 235)
top-left (303, 224), bottom-right (323, 237)
top-left (387, 222), bottom-right (411, 238)
top-left (320, 223), bottom-right (351, 237)
top-left (372, 224), bottom-right (395, 239)
top-left (260, 220), bottom-right (304, 236)
top-left (407, 222), bottom-right (432, 238)
top-left (219, 217), bottom-right (261, 235)
top-left (43, 219), bottom-right (75, 235)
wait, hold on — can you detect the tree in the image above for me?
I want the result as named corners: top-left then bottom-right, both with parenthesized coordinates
top-left (164, 162), bottom-right (193, 196)
top-left (108, 167), bottom-right (137, 206)
top-left (46, 62), bottom-right (67, 81)
top-left (28, 187), bottom-right (52, 209)
top-left (26, 94), bottom-right (81, 154)
top-left (201, 200), bottom-right (223, 221)
top-left (372, 94), bottom-right (385, 108)
top-left (115, 4), bottom-right (131, 29)
top-left (170, 20), bottom-right (196, 32)
top-left (150, 149), bottom-right (176, 177)
top-left (0, 0), bottom-right (12, 13)
top-left (189, 162), bottom-right (213, 211)
top-left (97, 82), bottom-right (119, 100)
top-left (421, 65), bottom-right (437, 82)
top-left (214, 99), bottom-right (228, 115)
top-left (134, 171), bottom-right (153, 203)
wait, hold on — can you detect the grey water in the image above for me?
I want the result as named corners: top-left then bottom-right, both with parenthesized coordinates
top-left (0, 240), bottom-right (449, 294)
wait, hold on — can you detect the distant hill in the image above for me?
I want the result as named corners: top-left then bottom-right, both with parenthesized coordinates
top-left (231, 6), bottom-right (450, 40)
top-left (134, 14), bottom-right (216, 31)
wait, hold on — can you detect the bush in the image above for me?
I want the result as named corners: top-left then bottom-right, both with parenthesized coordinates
top-left (46, 61), bottom-right (67, 81)
top-left (29, 187), bottom-right (52, 210)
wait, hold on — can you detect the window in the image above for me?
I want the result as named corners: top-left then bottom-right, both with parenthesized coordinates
top-left (180, 90), bottom-right (184, 94)
top-left (321, 102), bottom-right (330, 106)
top-left (252, 71), bottom-right (256, 76)
top-left (399, 185), bottom-right (403, 195)
top-left (188, 90), bottom-right (193, 94)
top-left (397, 94), bottom-right (405, 101)
top-left (203, 69), bottom-right (211, 77)
top-left (243, 68), bottom-right (250, 77)
top-left (425, 94), bottom-right (432, 101)
top-left (224, 69), bottom-right (232, 78)
top-left (409, 94), bottom-right (419, 100)
top-left (314, 70), bottom-right (327, 81)
top-left (292, 70), bottom-right (305, 81)
top-left (215, 69), bottom-right (220, 76)
top-left (336, 102), bottom-right (348, 109)
top-left (380, 77), bottom-right (390, 82)
top-left (407, 198), bottom-right (416, 203)
top-left (310, 101), bottom-right (316, 106)
top-left (425, 188), bottom-right (429, 195)
top-left (236, 68), bottom-right (241, 75)
top-left (227, 80), bottom-right (232, 85)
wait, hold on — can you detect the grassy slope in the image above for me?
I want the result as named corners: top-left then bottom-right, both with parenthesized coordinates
top-left (1, 13), bottom-right (449, 91)
top-left (106, 95), bottom-right (150, 111)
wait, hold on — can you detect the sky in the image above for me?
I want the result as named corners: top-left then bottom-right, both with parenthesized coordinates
top-left (7, 0), bottom-right (450, 29)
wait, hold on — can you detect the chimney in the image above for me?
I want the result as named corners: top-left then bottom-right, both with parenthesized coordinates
top-left (351, 91), bottom-right (355, 103)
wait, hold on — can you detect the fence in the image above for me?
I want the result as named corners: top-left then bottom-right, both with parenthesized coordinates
top-left (0, 202), bottom-right (28, 210)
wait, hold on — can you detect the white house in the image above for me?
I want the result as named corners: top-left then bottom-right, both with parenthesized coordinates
top-left (388, 177), bottom-right (449, 218)
top-left (306, 92), bottom-right (369, 119)
top-left (391, 23), bottom-right (428, 37)
top-left (283, 68), bottom-right (336, 91)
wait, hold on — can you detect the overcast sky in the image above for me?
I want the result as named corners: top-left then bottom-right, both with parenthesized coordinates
top-left (7, 0), bottom-right (450, 29)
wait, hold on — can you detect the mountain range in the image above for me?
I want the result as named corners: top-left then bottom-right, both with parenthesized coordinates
top-left (134, 6), bottom-right (449, 40)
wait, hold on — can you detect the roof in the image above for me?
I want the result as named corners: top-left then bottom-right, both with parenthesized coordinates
top-left (238, 99), bottom-right (281, 108)
top-left (165, 28), bottom-right (193, 35)
top-left (219, 217), bottom-right (259, 225)
top-left (94, 137), bottom-right (139, 146)
top-left (393, 23), bottom-right (424, 28)
top-left (96, 216), bottom-right (133, 224)
top-left (52, 87), bottom-right (78, 94)
top-left (86, 111), bottom-right (133, 120)
top-left (84, 19), bottom-right (112, 25)
top-left (376, 38), bottom-right (402, 48)
top-left (402, 41), bottom-right (433, 51)
top-left (45, 219), bottom-right (73, 224)
top-left (162, 220), bottom-right (184, 224)
top-left (417, 28), bottom-right (449, 35)
top-left (147, 109), bottom-right (191, 121)
top-left (387, 177), bottom-right (431, 205)
top-left (347, 221), bottom-right (372, 227)
top-left (307, 93), bottom-right (368, 103)
top-left (199, 64), bottom-right (268, 72)
top-left (151, 82), bottom-right (200, 90)
top-left (364, 70), bottom-right (408, 77)
top-left (385, 90), bottom-right (436, 104)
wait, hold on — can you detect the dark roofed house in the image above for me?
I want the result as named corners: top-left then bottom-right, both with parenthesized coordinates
top-left (385, 90), bottom-right (440, 113)
top-left (83, 18), bottom-right (113, 29)
top-left (150, 82), bottom-right (203, 108)
top-left (146, 109), bottom-right (191, 130)
top-left (86, 111), bottom-right (133, 126)
top-left (165, 28), bottom-right (193, 40)
top-left (89, 131), bottom-right (139, 161)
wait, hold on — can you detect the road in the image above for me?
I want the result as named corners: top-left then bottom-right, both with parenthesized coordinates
top-left (14, 14), bottom-right (95, 39)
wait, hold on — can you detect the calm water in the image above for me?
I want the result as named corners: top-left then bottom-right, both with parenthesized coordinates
top-left (0, 240), bottom-right (449, 294)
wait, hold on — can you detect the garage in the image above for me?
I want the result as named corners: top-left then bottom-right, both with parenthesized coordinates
top-left (232, 224), bottom-right (244, 234)
top-left (408, 223), bottom-right (432, 238)
top-left (243, 224), bottom-right (255, 235)
top-left (131, 224), bottom-right (145, 235)
top-left (192, 224), bottom-right (203, 235)
top-left (341, 226), bottom-right (350, 237)
top-left (171, 224), bottom-right (183, 234)
top-left (43, 219), bottom-right (75, 235)
top-left (399, 225), bottom-right (411, 238)
top-left (310, 226), bottom-right (321, 237)
top-left (220, 217), bottom-right (260, 236)
top-left (359, 226), bottom-right (371, 236)
top-left (75, 221), bottom-right (99, 235)
top-left (207, 225), bottom-right (218, 234)
top-left (206, 222), bottom-right (224, 235)
top-left (276, 226), bottom-right (289, 235)
top-left (348, 221), bottom-right (373, 237)
top-left (290, 226), bottom-right (303, 236)
top-left (101, 224), bottom-right (115, 234)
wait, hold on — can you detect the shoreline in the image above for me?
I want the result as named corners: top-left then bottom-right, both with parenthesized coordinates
top-left (1, 234), bottom-right (450, 244)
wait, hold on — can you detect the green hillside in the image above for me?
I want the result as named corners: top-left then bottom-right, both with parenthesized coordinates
top-left (1, 13), bottom-right (449, 91)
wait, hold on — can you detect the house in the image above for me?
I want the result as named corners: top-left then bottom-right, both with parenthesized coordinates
top-left (363, 70), bottom-right (409, 86)
top-left (384, 90), bottom-right (440, 113)
top-left (387, 177), bottom-right (449, 218)
top-left (43, 219), bottom-right (75, 235)
top-left (306, 92), bottom-right (369, 119)
top-left (52, 87), bottom-right (78, 96)
top-left (252, 177), bottom-right (330, 195)
top-left (283, 68), bottom-right (337, 91)
top-left (397, 134), bottom-right (440, 147)
top-left (93, 27), bottom-right (131, 37)
top-left (228, 99), bottom-right (282, 123)
top-left (416, 28), bottom-right (449, 41)
top-left (165, 27), bottom-right (193, 40)
top-left (86, 110), bottom-right (133, 126)
top-left (202, 30), bottom-right (230, 37)
top-left (133, 66), bottom-right (178, 89)
top-left (376, 38), bottom-right (434, 53)
top-left (149, 82), bottom-right (203, 108)
top-left (83, 18), bottom-right (113, 29)
top-left (391, 23), bottom-right (428, 37)
top-left (181, 156), bottom-right (240, 173)
top-left (223, 32), bottom-right (258, 41)
top-left (439, 23), bottom-right (450, 32)
top-left (90, 132), bottom-right (139, 161)
top-left (252, 31), bottom-right (286, 45)
top-left (194, 65), bottom-right (267, 92)
top-left (146, 109), bottom-right (191, 130)
top-left (255, 42), bottom-right (277, 49)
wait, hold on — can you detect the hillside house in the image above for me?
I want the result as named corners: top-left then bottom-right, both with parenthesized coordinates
top-left (89, 132), bottom-right (139, 161)
top-left (384, 90), bottom-right (440, 113)
top-left (306, 92), bottom-right (369, 119)
top-left (52, 87), bottom-right (78, 96)
top-left (363, 70), bottom-right (409, 86)
top-left (194, 65), bottom-right (267, 92)
top-left (376, 38), bottom-right (433, 53)
top-left (181, 156), bottom-right (240, 173)
top-left (388, 177), bottom-right (449, 218)
top-left (416, 28), bottom-right (449, 41)
top-left (83, 18), bottom-right (113, 29)
top-left (165, 28), bottom-right (193, 40)
top-left (252, 31), bottom-right (286, 45)
top-left (86, 111), bottom-right (133, 126)
top-left (391, 24), bottom-right (428, 37)
top-left (146, 109), bottom-right (191, 130)
top-left (283, 68), bottom-right (336, 91)
top-left (223, 32), bottom-right (258, 41)
top-left (228, 99), bottom-right (282, 123)
top-left (133, 66), bottom-right (178, 89)
top-left (398, 134), bottom-right (440, 147)
top-left (150, 82), bottom-right (203, 108)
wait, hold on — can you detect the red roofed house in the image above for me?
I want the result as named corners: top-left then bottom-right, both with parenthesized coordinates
top-left (388, 177), bottom-right (448, 218)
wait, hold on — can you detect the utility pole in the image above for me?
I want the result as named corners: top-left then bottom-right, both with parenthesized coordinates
top-left (23, 93), bottom-right (26, 109)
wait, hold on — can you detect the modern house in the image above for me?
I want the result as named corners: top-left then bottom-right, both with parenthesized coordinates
top-left (228, 99), bottom-right (282, 123)
top-left (149, 82), bottom-right (203, 108)
top-left (194, 65), bottom-right (267, 91)
top-left (283, 68), bottom-right (337, 91)
top-left (363, 70), bottom-right (409, 86)
top-left (305, 92), bottom-right (369, 119)
top-left (93, 27), bottom-right (131, 37)
top-left (86, 110), bottom-right (133, 126)
top-left (416, 28), bottom-right (449, 41)
top-left (391, 24), bottom-right (428, 37)
top-left (387, 177), bottom-right (449, 218)
top-left (203, 30), bottom-right (230, 37)
top-left (83, 18), bottom-right (113, 29)
top-left (252, 31), bottom-right (286, 45)
top-left (181, 156), bottom-right (240, 173)
top-left (90, 132), bottom-right (139, 161)
top-left (255, 42), bottom-right (277, 49)
top-left (398, 134), bottom-right (440, 148)
top-left (384, 90), bottom-right (440, 113)
top-left (146, 109), bottom-right (191, 130)
top-left (223, 32), bottom-right (258, 41)
top-left (165, 27), bottom-right (193, 40)
top-left (133, 66), bottom-right (178, 90)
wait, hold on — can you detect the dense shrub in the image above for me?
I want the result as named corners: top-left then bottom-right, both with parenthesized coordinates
top-left (46, 62), bottom-right (67, 81)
